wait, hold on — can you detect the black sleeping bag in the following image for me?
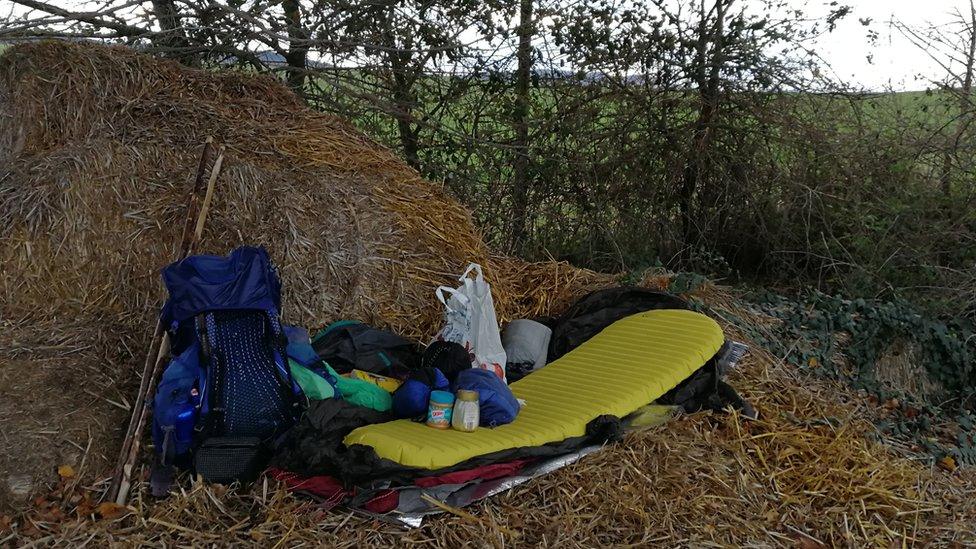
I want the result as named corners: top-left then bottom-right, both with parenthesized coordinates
top-left (546, 287), bottom-right (689, 361)
top-left (543, 286), bottom-right (754, 417)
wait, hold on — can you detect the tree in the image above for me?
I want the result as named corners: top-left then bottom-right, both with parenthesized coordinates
top-left (548, 0), bottom-right (832, 263)
top-left (680, 0), bottom-right (730, 252)
top-left (508, 0), bottom-right (534, 253)
top-left (896, 1), bottom-right (976, 198)
top-left (150, 0), bottom-right (189, 58)
top-left (319, 0), bottom-right (507, 171)
top-left (281, 0), bottom-right (309, 94)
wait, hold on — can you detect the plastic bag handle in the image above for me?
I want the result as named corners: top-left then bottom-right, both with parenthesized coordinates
top-left (459, 263), bottom-right (484, 283)
top-left (436, 286), bottom-right (469, 312)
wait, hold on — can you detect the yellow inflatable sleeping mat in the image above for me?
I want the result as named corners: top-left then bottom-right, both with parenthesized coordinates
top-left (344, 309), bottom-right (724, 470)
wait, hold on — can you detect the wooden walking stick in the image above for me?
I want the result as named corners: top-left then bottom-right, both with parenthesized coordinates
top-left (108, 138), bottom-right (225, 504)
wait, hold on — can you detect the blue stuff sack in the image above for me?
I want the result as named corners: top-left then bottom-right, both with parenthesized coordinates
top-left (392, 367), bottom-right (448, 419)
top-left (453, 369), bottom-right (520, 427)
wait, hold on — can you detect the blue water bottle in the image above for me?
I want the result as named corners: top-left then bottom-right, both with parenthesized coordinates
top-left (173, 387), bottom-right (200, 447)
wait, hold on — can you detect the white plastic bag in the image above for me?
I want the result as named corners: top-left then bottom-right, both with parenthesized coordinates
top-left (433, 263), bottom-right (507, 382)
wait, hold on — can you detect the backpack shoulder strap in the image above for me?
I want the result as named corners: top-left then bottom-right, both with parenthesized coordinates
top-left (263, 312), bottom-right (301, 417)
top-left (196, 312), bottom-right (224, 438)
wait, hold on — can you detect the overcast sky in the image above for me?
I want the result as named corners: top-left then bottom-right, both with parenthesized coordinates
top-left (808, 0), bottom-right (973, 90)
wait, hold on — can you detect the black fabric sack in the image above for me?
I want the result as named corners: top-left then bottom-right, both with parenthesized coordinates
top-left (194, 436), bottom-right (270, 484)
top-left (656, 341), bottom-right (755, 417)
top-left (421, 341), bottom-right (470, 381)
top-left (311, 321), bottom-right (421, 376)
top-left (271, 398), bottom-right (395, 483)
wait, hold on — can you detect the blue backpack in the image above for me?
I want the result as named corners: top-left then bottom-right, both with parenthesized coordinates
top-left (152, 246), bottom-right (299, 487)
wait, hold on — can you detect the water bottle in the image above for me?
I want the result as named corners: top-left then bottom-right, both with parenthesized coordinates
top-left (173, 389), bottom-right (199, 446)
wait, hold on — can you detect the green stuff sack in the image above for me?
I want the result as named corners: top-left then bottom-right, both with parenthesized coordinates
top-left (330, 365), bottom-right (393, 412)
top-left (289, 360), bottom-right (337, 401)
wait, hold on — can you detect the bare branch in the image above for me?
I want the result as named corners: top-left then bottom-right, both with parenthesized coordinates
top-left (9, 0), bottom-right (152, 38)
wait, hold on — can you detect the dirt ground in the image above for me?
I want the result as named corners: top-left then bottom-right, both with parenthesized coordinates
top-left (0, 315), bottom-right (141, 510)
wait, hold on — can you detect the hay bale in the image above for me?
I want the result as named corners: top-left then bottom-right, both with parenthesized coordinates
top-left (0, 40), bottom-right (612, 334)
top-left (0, 40), bottom-right (469, 332)
top-left (875, 339), bottom-right (943, 401)
top-left (0, 40), bottom-right (617, 506)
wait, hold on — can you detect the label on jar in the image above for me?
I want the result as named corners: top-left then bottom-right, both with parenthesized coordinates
top-left (460, 414), bottom-right (478, 431)
top-left (452, 400), bottom-right (479, 432)
top-left (427, 405), bottom-right (452, 428)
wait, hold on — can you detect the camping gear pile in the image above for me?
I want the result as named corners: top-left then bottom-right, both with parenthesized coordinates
top-left (147, 246), bottom-right (751, 523)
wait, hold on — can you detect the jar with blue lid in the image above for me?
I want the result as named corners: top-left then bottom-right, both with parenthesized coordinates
top-left (426, 390), bottom-right (454, 429)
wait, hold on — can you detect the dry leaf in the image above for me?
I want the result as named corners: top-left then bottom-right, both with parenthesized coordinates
top-left (75, 499), bottom-right (95, 518)
top-left (795, 536), bottom-right (826, 549)
top-left (57, 465), bottom-right (76, 479)
top-left (38, 507), bottom-right (64, 523)
top-left (96, 502), bottom-right (127, 520)
top-left (938, 456), bottom-right (957, 472)
top-left (19, 522), bottom-right (40, 538)
top-left (250, 530), bottom-right (266, 542)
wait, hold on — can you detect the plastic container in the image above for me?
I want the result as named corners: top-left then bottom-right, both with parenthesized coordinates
top-left (452, 389), bottom-right (480, 432)
top-left (173, 401), bottom-right (197, 445)
top-left (426, 390), bottom-right (455, 429)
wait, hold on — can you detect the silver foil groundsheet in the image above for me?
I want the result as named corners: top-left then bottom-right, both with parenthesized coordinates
top-left (365, 445), bottom-right (605, 528)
